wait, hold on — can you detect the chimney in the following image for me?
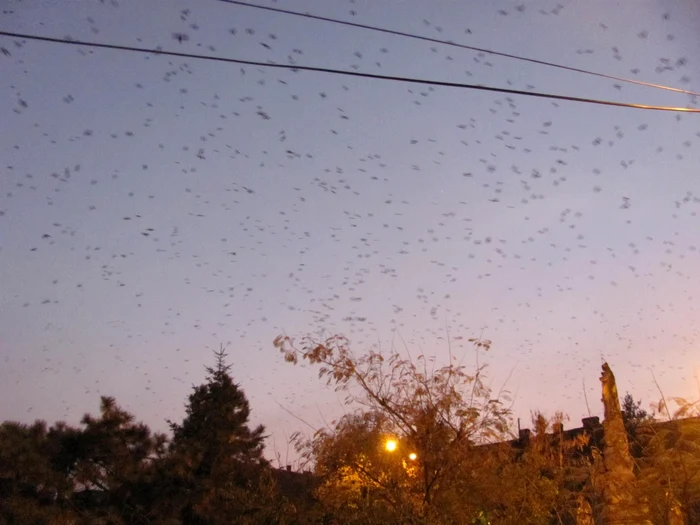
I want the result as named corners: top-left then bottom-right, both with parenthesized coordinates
top-left (582, 416), bottom-right (600, 430)
top-left (286, 465), bottom-right (292, 472)
top-left (518, 428), bottom-right (531, 442)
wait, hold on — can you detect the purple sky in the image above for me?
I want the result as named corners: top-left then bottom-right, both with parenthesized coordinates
top-left (1, 0), bottom-right (699, 465)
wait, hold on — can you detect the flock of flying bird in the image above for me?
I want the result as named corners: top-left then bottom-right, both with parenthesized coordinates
top-left (1, 0), bottom-right (699, 456)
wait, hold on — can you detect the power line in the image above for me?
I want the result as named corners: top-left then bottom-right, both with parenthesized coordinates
top-left (1, 30), bottom-right (698, 113)
top-left (218, 0), bottom-right (700, 98)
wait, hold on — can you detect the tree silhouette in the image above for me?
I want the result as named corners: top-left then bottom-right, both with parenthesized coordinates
top-left (167, 345), bottom-right (270, 524)
top-left (0, 398), bottom-right (166, 524)
top-left (621, 393), bottom-right (649, 427)
top-left (0, 420), bottom-right (77, 524)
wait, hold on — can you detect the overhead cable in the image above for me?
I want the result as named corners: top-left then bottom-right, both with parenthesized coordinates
top-left (219, 0), bottom-right (700, 98)
top-left (1, 31), bottom-right (698, 113)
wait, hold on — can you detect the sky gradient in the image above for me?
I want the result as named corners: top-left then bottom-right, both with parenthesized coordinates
top-left (1, 0), bottom-right (699, 465)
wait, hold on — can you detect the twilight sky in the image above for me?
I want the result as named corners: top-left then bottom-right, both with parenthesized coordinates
top-left (1, 0), bottom-right (699, 464)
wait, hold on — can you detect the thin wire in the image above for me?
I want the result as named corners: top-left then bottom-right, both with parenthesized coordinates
top-left (1, 30), bottom-right (698, 113)
top-left (218, 0), bottom-right (700, 98)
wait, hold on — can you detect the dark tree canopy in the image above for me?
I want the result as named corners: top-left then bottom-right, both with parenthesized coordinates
top-left (0, 347), bottom-right (288, 525)
top-left (621, 392), bottom-right (649, 427)
top-left (166, 346), bottom-right (271, 524)
top-left (169, 346), bottom-right (267, 473)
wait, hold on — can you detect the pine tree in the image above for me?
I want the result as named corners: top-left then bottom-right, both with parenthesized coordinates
top-left (167, 345), bottom-right (269, 524)
top-left (621, 393), bottom-right (649, 427)
top-left (0, 420), bottom-right (77, 524)
top-left (73, 396), bottom-right (167, 523)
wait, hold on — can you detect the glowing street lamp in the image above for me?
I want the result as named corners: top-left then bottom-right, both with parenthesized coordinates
top-left (385, 439), bottom-right (398, 452)
top-left (408, 452), bottom-right (417, 461)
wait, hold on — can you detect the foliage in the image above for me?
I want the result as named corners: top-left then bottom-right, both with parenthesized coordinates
top-left (165, 345), bottom-right (274, 524)
top-left (2, 340), bottom-right (698, 524)
top-left (304, 410), bottom-right (425, 523)
top-left (275, 334), bottom-right (516, 523)
top-left (621, 392), bottom-right (650, 427)
top-left (0, 346), bottom-right (294, 525)
top-left (74, 396), bottom-right (168, 523)
top-left (621, 392), bottom-right (654, 461)
top-left (0, 420), bottom-right (76, 524)
top-left (460, 412), bottom-right (592, 525)
top-left (634, 396), bottom-right (700, 524)
top-left (0, 397), bottom-right (167, 525)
